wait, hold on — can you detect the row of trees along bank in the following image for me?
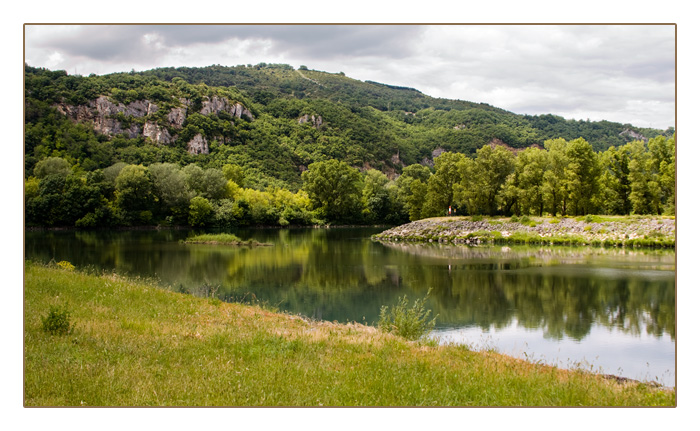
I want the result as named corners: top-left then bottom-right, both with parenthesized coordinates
top-left (24, 135), bottom-right (675, 228)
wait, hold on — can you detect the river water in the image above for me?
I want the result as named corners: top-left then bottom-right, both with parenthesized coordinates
top-left (25, 227), bottom-right (676, 386)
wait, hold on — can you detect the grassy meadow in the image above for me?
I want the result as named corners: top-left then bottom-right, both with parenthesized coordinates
top-left (24, 261), bottom-right (675, 406)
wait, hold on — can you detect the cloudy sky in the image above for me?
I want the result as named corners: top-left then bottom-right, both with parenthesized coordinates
top-left (24, 24), bottom-right (675, 129)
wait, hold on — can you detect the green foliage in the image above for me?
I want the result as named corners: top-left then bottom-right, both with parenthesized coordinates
top-left (188, 196), bottom-right (213, 227)
top-left (114, 165), bottom-right (153, 224)
top-left (33, 157), bottom-right (72, 179)
top-left (378, 289), bottom-right (437, 341)
top-left (302, 159), bottom-right (363, 223)
top-left (41, 305), bottom-right (73, 335)
top-left (423, 152), bottom-right (466, 217)
top-left (23, 64), bottom-right (674, 227)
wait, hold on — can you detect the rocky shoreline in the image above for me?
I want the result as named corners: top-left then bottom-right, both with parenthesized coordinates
top-left (372, 216), bottom-right (675, 248)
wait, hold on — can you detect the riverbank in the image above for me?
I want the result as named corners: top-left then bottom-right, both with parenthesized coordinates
top-left (372, 215), bottom-right (675, 248)
top-left (24, 261), bottom-right (674, 406)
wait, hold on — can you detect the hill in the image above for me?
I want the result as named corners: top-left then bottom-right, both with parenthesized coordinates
top-left (23, 63), bottom-right (675, 228)
top-left (25, 63), bottom-right (672, 189)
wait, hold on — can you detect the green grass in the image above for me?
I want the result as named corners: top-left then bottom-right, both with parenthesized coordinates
top-left (24, 261), bottom-right (675, 406)
top-left (182, 233), bottom-right (271, 246)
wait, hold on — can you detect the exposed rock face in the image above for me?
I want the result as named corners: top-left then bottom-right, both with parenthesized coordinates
top-left (420, 147), bottom-right (446, 167)
top-left (56, 96), bottom-right (153, 138)
top-left (143, 121), bottom-right (172, 145)
top-left (620, 128), bottom-right (648, 142)
top-left (431, 147), bottom-right (446, 159)
top-left (298, 114), bottom-right (323, 129)
top-left (56, 95), bottom-right (251, 148)
top-left (200, 96), bottom-right (254, 120)
top-left (187, 134), bottom-right (209, 155)
top-left (167, 106), bottom-right (188, 129)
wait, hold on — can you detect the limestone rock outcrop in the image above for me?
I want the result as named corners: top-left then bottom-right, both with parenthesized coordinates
top-left (55, 94), bottom-right (252, 153)
top-left (297, 114), bottom-right (323, 129)
top-left (200, 96), bottom-right (253, 120)
top-left (187, 134), bottom-right (209, 155)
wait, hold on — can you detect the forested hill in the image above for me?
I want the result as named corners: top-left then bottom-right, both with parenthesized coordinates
top-left (24, 63), bottom-right (675, 228)
top-left (25, 63), bottom-right (672, 189)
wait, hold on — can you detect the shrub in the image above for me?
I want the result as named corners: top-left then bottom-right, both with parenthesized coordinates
top-left (41, 306), bottom-right (73, 335)
top-left (378, 289), bottom-right (437, 341)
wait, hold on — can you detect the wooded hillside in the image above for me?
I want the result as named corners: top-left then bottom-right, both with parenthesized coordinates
top-left (24, 63), bottom-right (675, 227)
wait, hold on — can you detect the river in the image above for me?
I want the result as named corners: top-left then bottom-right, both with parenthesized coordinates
top-left (25, 227), bottom-right (676, 386)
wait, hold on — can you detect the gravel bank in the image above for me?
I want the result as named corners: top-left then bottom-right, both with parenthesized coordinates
top-left (372, 216), bottom-right (675, 248)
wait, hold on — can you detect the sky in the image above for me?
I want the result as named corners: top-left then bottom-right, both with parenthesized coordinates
top-left (24, 24), bottom-right (676, 130)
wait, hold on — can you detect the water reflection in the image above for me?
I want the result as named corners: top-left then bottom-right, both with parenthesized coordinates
top-left (25, 228), bottom-right (676, 384)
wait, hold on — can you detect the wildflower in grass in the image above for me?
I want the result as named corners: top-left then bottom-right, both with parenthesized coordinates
top-left (56, 261), bottom-right (75, 271)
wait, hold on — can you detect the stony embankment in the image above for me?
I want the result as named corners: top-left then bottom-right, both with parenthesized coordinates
top-left (372, 216), bottom-right (675, 248)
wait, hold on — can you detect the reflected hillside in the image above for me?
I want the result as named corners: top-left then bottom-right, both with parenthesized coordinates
top-left (25, 228), bottom-right (675, 341)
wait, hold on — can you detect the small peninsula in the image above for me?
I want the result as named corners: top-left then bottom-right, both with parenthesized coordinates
top-left (372, 215), bottom-right (675, 248)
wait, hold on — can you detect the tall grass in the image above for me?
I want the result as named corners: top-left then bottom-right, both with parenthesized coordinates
top-left (378, 289), bottom-right (436, 341)
top-left (182, 233), bottom-right (271, 246)
top-left (24, 261), bottom-right (675, 406)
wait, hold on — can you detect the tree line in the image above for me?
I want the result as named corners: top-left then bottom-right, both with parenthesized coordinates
top-left (24, 134), bottom-right (675, 228)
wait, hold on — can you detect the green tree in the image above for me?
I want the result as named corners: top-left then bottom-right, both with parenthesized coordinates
top-left (599, 144), bottom-right (632, 214)
top-left (33, 157), bottom-right (71, 179)
top-left (514, 147), bottom-right (549, 216)
top-left (301, 159), bottom-right (363, 223)
top-left (627, 141), bottom-right (659, 214)
top-left (149, 163), bottom-right (192, 221)
top-left (455, 145), bottom-right (514, 216)
top-left (114, 164), bottom-right (153, 224)
top-left (648, 135), bottom-right (675, 214)
top-left (564, 138), bottom-right (600, 215)
top-left (542, 138), bottom-right (569, 216)
top-left (201, 168), bottom-right (229, 200)
top-left (395, 164), bottom-right (431, 220)
top-left (188, 196), bottom-right (213, 226)
top-left (406, 179), bottom-right (428, 221)
top-left (222, 163), bottom-right (246, 186)
top-left (422, 152), bottom-right (466, 217)
top-left (362, 169), bottom-right (391, 223)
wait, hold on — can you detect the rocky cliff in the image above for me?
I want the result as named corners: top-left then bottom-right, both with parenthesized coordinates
top-left (55, 95), bottom-right (253, 155)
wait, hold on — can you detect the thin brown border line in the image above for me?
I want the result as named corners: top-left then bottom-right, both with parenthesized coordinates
top-left (23, 22), bottom-right (677, 25)
top-left (22, 22), bottom-right (677, 407)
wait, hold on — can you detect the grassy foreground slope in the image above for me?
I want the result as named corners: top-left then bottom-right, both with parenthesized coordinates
top-left (24, 262), bottom-right (674, 406)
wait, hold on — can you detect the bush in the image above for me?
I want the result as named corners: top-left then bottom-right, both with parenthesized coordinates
top-left (378, 289), bottom-right (437, 341)
top-left (41, 306), bottom-right (73, 335)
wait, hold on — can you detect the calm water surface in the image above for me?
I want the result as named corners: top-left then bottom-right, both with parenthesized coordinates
top-left (25, 227), bottom-right (676, 386)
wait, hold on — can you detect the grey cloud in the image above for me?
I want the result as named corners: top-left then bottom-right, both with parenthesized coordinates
top-left (35, 24), bottom-right (424, 65)
top-left (26, 24), bottom-right (674, 129)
